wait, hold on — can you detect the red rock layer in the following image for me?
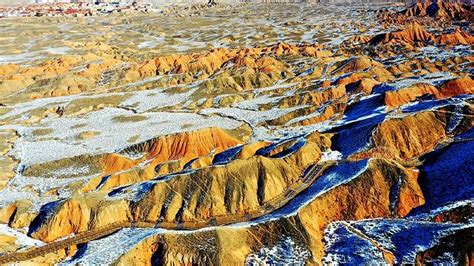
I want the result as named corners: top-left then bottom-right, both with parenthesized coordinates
top-left (369, 23), bottom-right (474, 47)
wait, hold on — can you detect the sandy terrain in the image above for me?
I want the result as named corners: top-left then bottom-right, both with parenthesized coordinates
top-left (0, 1), bottom-right (472, 265)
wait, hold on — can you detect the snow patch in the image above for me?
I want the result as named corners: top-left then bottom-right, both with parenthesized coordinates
top-left (245, 237), bottom-right (310, 266)
top-left (320, 150), bottom-right (342, 162)
top-left (0, 224), bottom-right (44, 248)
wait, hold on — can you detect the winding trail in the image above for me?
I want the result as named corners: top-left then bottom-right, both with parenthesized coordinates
top-left (0, 161), bottom-right (332, 264)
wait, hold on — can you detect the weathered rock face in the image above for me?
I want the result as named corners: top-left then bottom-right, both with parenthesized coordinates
top-left (437, 76), bottom-right (474, 98)
top-left (133, 139), bottom-right (326, 224)
top-left (368, 23), bottom-right (474, 47)
top-left (385, 83), bottom-right (438, 109)
top-left (372, 111), bottom-right (447, 160)
top-left (376, 1), bottom-right (474, 29)
top-left (0, 2), bottom-right (472, 265)
top-left (370, 23), bottom-right (435, 46)
top-left (88, 128), bottom-right (243, 191)
top-left (384, 77), bottom-right (474, 110)
top-left (26, 131), bottom-right (330, 242)
top-left (292, 159), bottom-right (424, 260)
top-left (415, 227), bottom-right (473, 265)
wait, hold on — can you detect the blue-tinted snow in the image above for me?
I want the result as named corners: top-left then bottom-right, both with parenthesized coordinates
top-left (416, 139), bottom-right (474, 209)
top-left (339, 94), bottom-right (386, 125)
top-left (295, 66), bottom-right (315, 77)
top-left (428, 252), bottom-right (458, 264)
top-left (330, 58), bottom-right (356, 76)
top-left (331, 72), bottom-right (352, 84)
top-left (245, 237), bottom-right (311, 265)
top-left (328, 94), bottom-right (386, 156)
top-left (251, 160), bottom-right (369, 222)
top-left (349, 219), bottom-right (470, 264)
top-left (28, 200), bottom-right (63, 236)
top-left (389, 174), bottom-right (402, 215)
top-left (255, 142), bottom-right (281, 156)
top-left (409, 199), bottom-right (473, 220)
top-left (455, 127), bottom-right (474, 141)
top-left (401, 95), bottom-right (472, 114)
top-left (95, 175), bottom-right (111, 191)
top-left (108, 181), bottom-right (155, 202)
top-left (371, 83), bottom-right (396, 94)
top-left (402, 99), bottom-right (451, 113)
top-left (323, 222), bottom-right (386, 264)
top-left (270, 138), bottom-right (306, 158)
top-left (255, 136), bottom-right (301, 157)
top-left (330, 117), bottom-right (384, 157)
top-left (182, 157), bottom-right (199, 170)
top-left (212, 145), bottom-right (243, 165)
top-left (60, 228), bottom-right (165, 265)
top-left (445, 104), bottom-right (464, 134)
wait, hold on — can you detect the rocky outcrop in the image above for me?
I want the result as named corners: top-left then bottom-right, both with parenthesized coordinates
top-left (399, 1), bottom-right (473, 21)
top-left (437, 76), bottom-right (474, 98)
top-left (297, 159), bottom-right (424, 261)
top-left (25, 130), bottom-right (331, 242)
top-left (384, 83), bottom-right (438, 109)
top-left (377, 1), bottom-right (474, 25)
top-left (124, 43), bottom-right (331, 90)
top-left (370, 23), bottom-right (435, 46)
top-left (81, 128), bottom-right (243, 192)
top-left (0, 2), bottom-right (472, 265)
top-left (99, 158), bottom-right (425, 265)
top-left (345, 23), bottom-right (474, 49)
top-left (385, 76), bottom-right (474, 109)
top-left (436, 28), bottom-right (474, 46)
top-left (372, 112), bottom-right (447, 160)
